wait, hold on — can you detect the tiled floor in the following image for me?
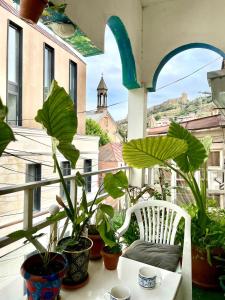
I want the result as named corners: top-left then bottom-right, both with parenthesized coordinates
top-left (193, 285), bottom-right (224, 300)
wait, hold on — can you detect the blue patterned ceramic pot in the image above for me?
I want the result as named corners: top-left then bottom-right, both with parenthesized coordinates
top-left (58, 236), bottom-right (93, 286)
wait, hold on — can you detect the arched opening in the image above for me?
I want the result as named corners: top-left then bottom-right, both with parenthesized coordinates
top-left (149, 43), bottom-right (225, 92)
top-left (107, 16), bottom-right (140, 90)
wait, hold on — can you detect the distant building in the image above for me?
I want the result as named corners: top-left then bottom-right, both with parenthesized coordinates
top-left (147, 114), bottom-right (225, 208)
top-left (99, 142), bottom-right (125, 208)
top-left (86, 76), bottom-right (123, 143)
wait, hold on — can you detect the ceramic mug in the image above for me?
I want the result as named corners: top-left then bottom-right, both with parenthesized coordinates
top-left (104, 285), bottom-right (131, 300)
top-left (138, 266), bottom-right (162, 289)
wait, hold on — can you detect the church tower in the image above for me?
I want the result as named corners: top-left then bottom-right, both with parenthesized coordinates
top-left (97, 75), bottom-right (108, 112)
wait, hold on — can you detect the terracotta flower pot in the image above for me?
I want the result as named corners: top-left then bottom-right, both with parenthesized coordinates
top-left (101, 247), bottom-right (122, 270)
top-left (88, 233), bottom-right (104, 260)
top-left (21, 252), bottom-right (67, 300)
top-left (192, 246), bottom-right (223, 289)
top-left (19, 0), bottom-right (48, 24)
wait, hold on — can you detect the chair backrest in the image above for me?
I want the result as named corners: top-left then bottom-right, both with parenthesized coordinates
top-left (117, 199), bottom-right (192, 300)
top-left (128, 199), bottom-right (190, 245)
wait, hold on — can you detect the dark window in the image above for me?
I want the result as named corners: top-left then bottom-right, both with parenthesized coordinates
top-left (69, 60), bottom-right (77, 113)
top-left (26, 164), bottom-right (41, 211)
top-left (44, 44), bottom-right (54, 100)
top-left (207, 151), bottom-right (220, 167)
top-left (7, 22), bottom-right (22, 126)
top-left (60, 161), bottom-right (71, 198)
top-left (84, 159), bottom-right (92, 192)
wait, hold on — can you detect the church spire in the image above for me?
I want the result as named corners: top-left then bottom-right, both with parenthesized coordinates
top-left (97, 74), bottom-right (108, 110)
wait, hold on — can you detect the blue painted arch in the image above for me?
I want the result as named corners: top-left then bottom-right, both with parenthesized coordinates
top-left (148, 43), bottom-right (225, 92)
top-left (107, 16), bottom-right (140, 90)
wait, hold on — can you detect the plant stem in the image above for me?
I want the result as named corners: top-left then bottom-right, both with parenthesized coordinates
top-left (53, 153), bottom-right (74, 219)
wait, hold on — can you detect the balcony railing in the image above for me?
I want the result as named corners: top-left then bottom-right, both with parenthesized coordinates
top-left (0, 166), bottom-right (129, 251)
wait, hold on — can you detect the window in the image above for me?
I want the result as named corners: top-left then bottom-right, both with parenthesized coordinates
top-left (7, 22), bottom-right (22, 126)
top-left (207, 151), bottom-right (220, 167)
top-left (60, 161), bottom-right (71, 198)
top-left (26, 164), bottom-right (41, 211)
top-left (69, 60), bottom-right (77, 113)
top-left (84, 159), bottom-right (92, 192)
top-left (44, 44), bottom-right (54, 99)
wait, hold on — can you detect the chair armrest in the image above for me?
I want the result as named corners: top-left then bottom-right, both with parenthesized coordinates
top-left (116, 209), bottom-right (132, 239)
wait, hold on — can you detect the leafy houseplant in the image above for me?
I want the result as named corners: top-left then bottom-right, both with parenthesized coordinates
top-left (0, 98), bottom-right (68, 299)
top-left (123, 121), bottom-right (225, 288)
top-left (35, 80), bottom-right (127, 286)
top-left (10, 228), bottom-right (68, 300)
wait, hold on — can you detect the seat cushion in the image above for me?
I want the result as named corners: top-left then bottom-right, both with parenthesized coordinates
top-left (122, 240), bottom-right (181, 272)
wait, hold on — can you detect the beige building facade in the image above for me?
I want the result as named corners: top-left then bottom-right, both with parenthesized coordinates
top-left (0, 0), bottom-right (99, 234)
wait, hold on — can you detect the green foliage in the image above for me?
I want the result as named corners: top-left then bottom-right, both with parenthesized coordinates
top-left (104, 171), bottom-right (128, 198)
top-left (0, 98), bottom-right (15, 155)
top-left (168, 122), bottom-right (207, 173)
top-left (35, 80), bottom-right (79, 168)
top-left (123, 122), bottom-right (224, 262)
top-left (85, 118), bottom-right (110, 146)
top-left (96, 204), bottom-right (121, 251)
top-left (123, 136), bottom-right (187, 168)
top-left (112, 212), bottom-right (139, 246)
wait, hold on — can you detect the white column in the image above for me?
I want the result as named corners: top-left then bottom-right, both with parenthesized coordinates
top-left (127, 87), bottom-right (147, 187)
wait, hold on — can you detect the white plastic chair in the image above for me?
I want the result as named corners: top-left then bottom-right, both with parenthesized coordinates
top-left (117, 199), bottom-right (192, 300)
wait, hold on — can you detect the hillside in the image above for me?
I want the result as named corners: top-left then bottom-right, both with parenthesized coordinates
top-left (117, 93), bottom-right (216, 139)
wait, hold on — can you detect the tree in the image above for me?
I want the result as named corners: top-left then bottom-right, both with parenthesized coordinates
top-left (86, 118), bottom-right (110, 146)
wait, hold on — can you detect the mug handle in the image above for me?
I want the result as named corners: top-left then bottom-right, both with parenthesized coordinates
top-left (104, 291), bottom-right (111, 300)
top-left (156, 275), bottom-right (162, 287)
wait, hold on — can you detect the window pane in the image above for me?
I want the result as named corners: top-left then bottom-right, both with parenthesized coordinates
top-left (69, 61), bottom-right (77, 112)
top-left (8, 26), bottom-right (19, 84)
top-left (84, 159), bottom-right (92, 193)
top-left (7, 94), bottom-right (17, 125)
top-left (44, 46), bottom-right (54, 99)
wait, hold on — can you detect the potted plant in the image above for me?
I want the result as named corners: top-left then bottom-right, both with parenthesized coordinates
top-left (88, 224), bottom-right (104, 260)
top-left (19, 0), bottom-right (49, 23)
top-left (0, 97), bottom-right (68, 299)
top-left (9, 226), bottom-right (67, 299)
top-left (122, 121), bottom-right (225, 289)
top-left (96, 204), bottom-right (122, 270)
top-left (35, 80), bottom-right (127, 288)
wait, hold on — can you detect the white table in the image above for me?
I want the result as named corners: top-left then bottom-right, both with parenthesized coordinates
top-left (61, 256), bottom-right (182, 300)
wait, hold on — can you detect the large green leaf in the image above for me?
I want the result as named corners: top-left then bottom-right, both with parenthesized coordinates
top-left (168, 122), bottom-right (207, 173)
top-left (104, 171), bottom-right (128, 198)
top-left (123, 136), bottom-right (187, 169)
top-left (200, 136), bottom-right (212, 162)
top-left (0, 98), bottom-right (15, 155)
top-left (57, 142), bottom-right (79, 168)
top-left (35, 80), bottom-right (79, 167)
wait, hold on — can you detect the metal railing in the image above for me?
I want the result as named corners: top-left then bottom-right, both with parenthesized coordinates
top-left (0, 166), bottom-right (129, 250)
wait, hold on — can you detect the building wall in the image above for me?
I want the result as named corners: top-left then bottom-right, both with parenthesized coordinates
top-left (0, 1), bottom-right (86, 134)
top-left (98, 113), bottom-right (123, 143)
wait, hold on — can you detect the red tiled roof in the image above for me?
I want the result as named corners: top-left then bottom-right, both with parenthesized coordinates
top-left (147, 114), bottom-right (225, 135)
top-left (99, 143), bottom-right (123, 162)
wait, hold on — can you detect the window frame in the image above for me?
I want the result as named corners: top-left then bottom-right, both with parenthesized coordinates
top-left (7, 21), bottom-right (23, 126)
top-left (43, 43), bottom-right (55, 100)
top-left (69, 60), bottom-right (78, 113)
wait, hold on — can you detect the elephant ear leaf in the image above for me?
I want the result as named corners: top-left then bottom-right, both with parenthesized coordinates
top-left (168, 122), bottom-right (207, 173)
top-left (123, 136), bottom-right (187, 168)
top-left (35, 80), bottom-right (79, 168)
top-left (0, 98), bottom-right (16, 156)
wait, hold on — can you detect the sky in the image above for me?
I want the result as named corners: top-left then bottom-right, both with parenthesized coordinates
top-left (85, 26), bottom-right (222, 121)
